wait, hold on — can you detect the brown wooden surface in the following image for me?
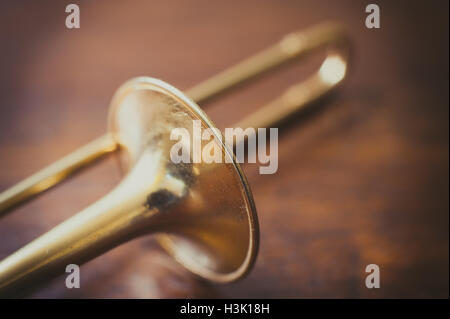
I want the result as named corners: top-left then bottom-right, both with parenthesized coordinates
top-left (0, 0), bottom-right (448, 298)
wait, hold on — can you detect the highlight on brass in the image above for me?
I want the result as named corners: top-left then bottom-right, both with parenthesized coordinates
top-left (0, 1), bottom-right (448, 301)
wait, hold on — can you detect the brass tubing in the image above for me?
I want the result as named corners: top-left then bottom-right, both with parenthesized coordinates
top-left (0, 22), bottom-right (349, 296)
top-left (0, 22), bottom-right (348, 215)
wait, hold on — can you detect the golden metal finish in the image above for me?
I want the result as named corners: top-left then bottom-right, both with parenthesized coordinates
top-left (0, 22), bottom-right (349, 297)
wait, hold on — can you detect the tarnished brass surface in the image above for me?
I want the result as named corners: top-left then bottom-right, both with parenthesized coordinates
top-left (0, 78), bottom-right (259, 295)
top-left (0, 22), bottom-right (349, 296)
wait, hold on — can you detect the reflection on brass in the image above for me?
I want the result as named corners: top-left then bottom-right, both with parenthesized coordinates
top-left (0, 22), bottom-right (349, 296)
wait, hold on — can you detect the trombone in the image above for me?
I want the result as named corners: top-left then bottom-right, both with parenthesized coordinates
top-left (0, 22), bottom-right (349, 297)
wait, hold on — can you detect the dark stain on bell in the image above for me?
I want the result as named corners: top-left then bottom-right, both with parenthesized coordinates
top-left (146, 189), bottom-right (178, 211)
top-left (167, 162), bottom-right (196, 187)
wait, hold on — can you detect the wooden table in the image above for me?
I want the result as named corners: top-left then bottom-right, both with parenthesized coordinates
top-left (0, 0), bottom-right (448, 298)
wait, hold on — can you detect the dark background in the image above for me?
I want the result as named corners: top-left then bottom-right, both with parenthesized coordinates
top-left (0, 0), bottom-right (448, 298)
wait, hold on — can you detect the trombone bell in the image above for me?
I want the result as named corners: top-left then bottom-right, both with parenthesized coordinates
top-left (0, 78), bottom-right (259, 296)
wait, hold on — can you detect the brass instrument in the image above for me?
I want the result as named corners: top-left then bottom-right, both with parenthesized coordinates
top-left (0, 22), bottom-right (349, 297)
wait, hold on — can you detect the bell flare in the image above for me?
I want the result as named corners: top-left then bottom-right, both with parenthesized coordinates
top-left (0, 77), bottom-right (259, 296)
top-left (107, 77), bottom-right (259, 283)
